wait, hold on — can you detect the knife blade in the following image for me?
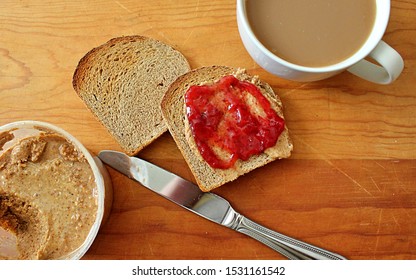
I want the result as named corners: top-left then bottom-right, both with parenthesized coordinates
top-left (98, 150), bottom-right (346, 260)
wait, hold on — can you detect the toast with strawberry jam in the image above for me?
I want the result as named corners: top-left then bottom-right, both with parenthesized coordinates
top-left (161, 66), bottom-right (293, 192)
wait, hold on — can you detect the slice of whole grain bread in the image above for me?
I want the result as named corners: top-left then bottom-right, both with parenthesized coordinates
top-left (161, 66), bottom-right (293, 192)
top-left (73, 35), bottom-right (191, 155)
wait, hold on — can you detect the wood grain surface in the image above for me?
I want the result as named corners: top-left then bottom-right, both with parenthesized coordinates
top-left (1, 0), bottom-right (415, 260)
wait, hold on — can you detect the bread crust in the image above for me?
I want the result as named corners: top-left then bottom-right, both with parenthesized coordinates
top-left (161, 66), bottom-right (293, 192)
top-left (73, 35), bottom-right (191, 155)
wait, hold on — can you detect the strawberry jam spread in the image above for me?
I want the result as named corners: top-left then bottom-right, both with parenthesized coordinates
top-left (185, 75), bottom-right (285, 169)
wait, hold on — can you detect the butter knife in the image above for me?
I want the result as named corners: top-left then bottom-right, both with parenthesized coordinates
top-left (98, 150), bottom-right (346, 260)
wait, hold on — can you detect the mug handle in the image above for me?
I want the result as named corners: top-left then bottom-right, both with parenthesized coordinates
top-left (347, 40), bottom-right (404, 84)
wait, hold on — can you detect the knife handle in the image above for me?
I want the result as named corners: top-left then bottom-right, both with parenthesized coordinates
top-left (230, 213), bottom-right (346, 260)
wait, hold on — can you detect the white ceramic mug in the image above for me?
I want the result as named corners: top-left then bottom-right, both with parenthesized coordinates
top-left (236, 0), bottom-right (404, 84)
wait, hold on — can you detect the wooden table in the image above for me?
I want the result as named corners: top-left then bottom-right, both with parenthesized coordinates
top-left (1, 0), bottom-right (415, 260)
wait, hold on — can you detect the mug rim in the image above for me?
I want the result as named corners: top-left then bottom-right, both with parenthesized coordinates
top-left (237, 0), bottom-right (391, 73)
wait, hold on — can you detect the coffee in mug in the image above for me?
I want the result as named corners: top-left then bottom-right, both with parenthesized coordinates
top-left (237, 0), bottom-right (404, 84)
top-left (246, 0), bottom-right (376, 67)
